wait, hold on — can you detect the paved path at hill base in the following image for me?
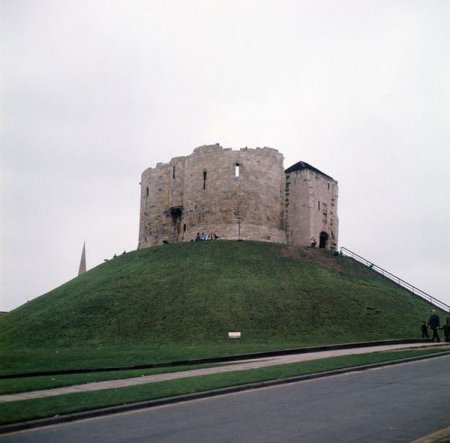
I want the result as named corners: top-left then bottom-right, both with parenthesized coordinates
top-left (1, 342), bottom-right (447, 404)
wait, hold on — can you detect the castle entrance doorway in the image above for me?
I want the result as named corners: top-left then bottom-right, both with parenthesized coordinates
top-left (319, 231), bottom-right (329, 249)
top-left (169, 206), bottom-right (183, 240)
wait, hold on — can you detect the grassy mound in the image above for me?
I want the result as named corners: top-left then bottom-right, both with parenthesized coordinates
top-left (0, 241), bottom-right (438, 354)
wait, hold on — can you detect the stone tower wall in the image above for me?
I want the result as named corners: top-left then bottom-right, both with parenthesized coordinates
top-left (286, 168), bottom-right (338, 249)
top-left (139, 144), bottom-right (286, 248)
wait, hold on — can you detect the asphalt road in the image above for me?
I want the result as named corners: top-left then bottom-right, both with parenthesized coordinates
top-left (2, 355), bottom-right (449, 443)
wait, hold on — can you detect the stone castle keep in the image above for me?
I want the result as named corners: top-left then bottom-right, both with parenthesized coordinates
top-left (138, 144), bottom-right (338, 249)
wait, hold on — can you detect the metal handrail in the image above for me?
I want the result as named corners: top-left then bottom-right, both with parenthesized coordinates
top-left (340, 247), bottom-right (450, 312)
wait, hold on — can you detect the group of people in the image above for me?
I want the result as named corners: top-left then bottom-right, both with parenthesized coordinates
top-left (421, 310), bottom-right (450, 342)
top-left (194, 232), bottom-right (219, 241)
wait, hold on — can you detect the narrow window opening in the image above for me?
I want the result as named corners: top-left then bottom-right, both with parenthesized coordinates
top-left (327, 183), bottom-right (330, 190)
top-left (146, 187), bottom-right (149, 197)
top-left (235, 163), bottom-right (240, 177)
top-left (203, 170), bottom-right (207, 189)
top-left (183, 224), bottom-right (187, 232)
top-left (173, 166), bottom-right (176, 179)
top-left (318, 201), bottom-right (320, 211)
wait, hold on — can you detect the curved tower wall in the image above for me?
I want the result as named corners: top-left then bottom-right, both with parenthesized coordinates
top-left (139, 144), bottom-right (286, 248)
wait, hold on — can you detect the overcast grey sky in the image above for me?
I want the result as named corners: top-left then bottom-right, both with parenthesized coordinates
top-left (1, 0), bottom-right (449, 311)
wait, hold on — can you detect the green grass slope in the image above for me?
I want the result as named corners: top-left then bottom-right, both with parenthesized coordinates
top-left (0, 241), bottom-right (438, 354)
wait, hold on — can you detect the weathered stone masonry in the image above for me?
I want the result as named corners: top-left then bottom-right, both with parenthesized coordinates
top-left (138, 144), bottom-right (338, 249)
top-left (285, 162), bottom-right (339, 249)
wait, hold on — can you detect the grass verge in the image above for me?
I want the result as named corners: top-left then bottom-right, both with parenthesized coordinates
top-left (1, 346), bottom-right (448, 427)
top-left (0, 363), bottom-right (221, 395)
top-left (0, 341), bottom-right (343, 375)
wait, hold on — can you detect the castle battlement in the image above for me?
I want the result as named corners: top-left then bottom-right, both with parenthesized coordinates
top-left (138, 144), bottom-right (338, 249)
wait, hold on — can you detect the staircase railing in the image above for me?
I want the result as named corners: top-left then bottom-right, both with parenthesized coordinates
top-left (340, 247), bottom-right (450, 312)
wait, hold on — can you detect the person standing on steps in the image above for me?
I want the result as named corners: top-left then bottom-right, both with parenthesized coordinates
top-left (428, 310), bottom-right (441, 342)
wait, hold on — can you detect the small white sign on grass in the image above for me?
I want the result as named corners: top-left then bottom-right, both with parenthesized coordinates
top-left (228, 331), bottom-right (241, 339)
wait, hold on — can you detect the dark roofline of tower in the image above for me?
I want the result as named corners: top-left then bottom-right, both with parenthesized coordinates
top-left (285, 161), bottom-right (335, 181)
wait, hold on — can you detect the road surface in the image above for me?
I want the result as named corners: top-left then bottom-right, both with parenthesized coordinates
top-left (1, 355), bottom-right (449, 442)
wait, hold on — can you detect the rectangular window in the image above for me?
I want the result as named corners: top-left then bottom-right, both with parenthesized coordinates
top-left (173, 166), bottom-right (176, 179)
top-left (318, 201), bottom-right (320, 210)
top-left (235, 163), bottom-right (240, 177)
top-left (146, 187), bottom-right (149, 197)
top-left (203, 170), bottom-right (207, 189)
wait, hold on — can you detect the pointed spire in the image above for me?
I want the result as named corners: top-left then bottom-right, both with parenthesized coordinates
top-left (78, 242), bottom-right (86, 276)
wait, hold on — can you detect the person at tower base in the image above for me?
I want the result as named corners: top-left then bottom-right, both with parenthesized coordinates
top-left (428, 310), bottom-right (440, 342)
